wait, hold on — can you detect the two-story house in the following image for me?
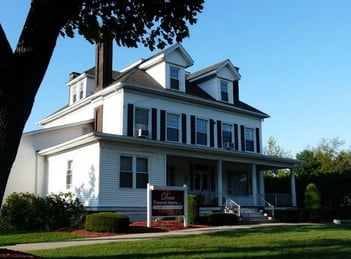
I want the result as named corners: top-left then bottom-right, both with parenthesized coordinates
top-left (4, 43), bottom-right (300, 220)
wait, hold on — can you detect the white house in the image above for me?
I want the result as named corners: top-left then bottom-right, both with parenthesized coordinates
top-left (5, 43), bottom-right (300, 220)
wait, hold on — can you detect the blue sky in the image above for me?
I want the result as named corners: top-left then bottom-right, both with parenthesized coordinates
top-left (1, 0), bottom-right (351, 156)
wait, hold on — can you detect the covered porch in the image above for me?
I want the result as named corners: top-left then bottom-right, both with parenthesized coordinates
top-left (166, 154), bottom-right (299, 210)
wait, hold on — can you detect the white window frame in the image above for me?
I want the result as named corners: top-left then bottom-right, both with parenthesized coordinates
top-left (245, 127), bottom-right (255, 152)
top-left (220, 80), bottom-right (229, 102)
top-left (222, 123), bottom-right (233, 147)
top-left (170, 66), bottom-right (180, 90)
top-left (79, 82), bottom-right (84, 99)
top-left (134, 107), bottom-right (150, 136)
top-left (196, 118), bottom-right (208, 146)
top-left (166, 112), bottom-right (180, 142)
top-left (72, 85), bottom-right (77, 103)
top-left (66, 160), bottom-right (73, 190)
top-left (119, 155), bottom-right (149, 189)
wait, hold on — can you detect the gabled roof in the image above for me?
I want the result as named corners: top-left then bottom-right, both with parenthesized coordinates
top-left (187, 59), bottom-right (241, 82)
top-left (138, 43), bottom-right (194, 69)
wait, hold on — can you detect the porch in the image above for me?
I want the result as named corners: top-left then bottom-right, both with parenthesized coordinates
top-left (166, 155), bottom-right (298, 211)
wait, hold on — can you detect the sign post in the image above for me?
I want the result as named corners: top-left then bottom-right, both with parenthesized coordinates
top-left (147, 183), bottom-right (188, 228)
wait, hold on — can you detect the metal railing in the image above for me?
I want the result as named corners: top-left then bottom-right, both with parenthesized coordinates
top-left (222, 193), bottom-right (241, 217)
top-left (257, 194), bottom-right (275, 220)
top-left (265, 193), bottom-right (292, 207)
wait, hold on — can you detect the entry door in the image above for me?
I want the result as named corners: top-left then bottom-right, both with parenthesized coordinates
top-left (192, 166), bottom-right (215, 205)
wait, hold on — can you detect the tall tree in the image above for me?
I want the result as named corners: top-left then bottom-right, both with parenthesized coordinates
top-left (264, 136), bottom-right (291, 177)
top-left (0, 0), bottom-right (204, 204)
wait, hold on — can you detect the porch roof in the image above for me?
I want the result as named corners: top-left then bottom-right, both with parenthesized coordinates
top-left (38, 132), bottom-right (302, 170)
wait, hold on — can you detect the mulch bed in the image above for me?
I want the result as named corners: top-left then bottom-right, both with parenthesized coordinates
top-left (0, 220), bottom-right (211, 258)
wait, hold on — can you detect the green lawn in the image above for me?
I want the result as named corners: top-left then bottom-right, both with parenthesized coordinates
top-left (0, 231), bottom-right (84, 246)
top-left (29, 224), bottom-right (351, 259)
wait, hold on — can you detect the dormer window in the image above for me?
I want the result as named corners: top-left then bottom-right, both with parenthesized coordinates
top-left (170, 66), bottom-right (180, 90)
top-left (220, 80), bottom-right (229, 102)
top-left (79, 82), bottom-right (84, 99)
top-left (72, 85), bottom-right (77, 103)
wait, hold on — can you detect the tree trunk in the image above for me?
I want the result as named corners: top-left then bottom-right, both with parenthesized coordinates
top-left (0, 0), bottom-right (81, 204)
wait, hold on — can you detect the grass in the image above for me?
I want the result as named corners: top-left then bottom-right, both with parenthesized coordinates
top-left (0, 231), bottom-right (85, 246)
top-left (27, 224), bottom-right (351, 259)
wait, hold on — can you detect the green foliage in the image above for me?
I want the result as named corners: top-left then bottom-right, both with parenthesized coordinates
top-left (304, 183), bottom-right (321, 210)
top-left (61, 0), bottom-right (204, 49)
top-left (274, 209), bottom-right (301, 223)
top-left (85, 212), bottom-right (129, 233)
top-left (187, 195), bottom-right (200, 224)
top-left (0, 192), bottom-right (84, 231)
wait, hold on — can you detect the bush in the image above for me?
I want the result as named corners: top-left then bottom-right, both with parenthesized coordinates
top-left (0, 192), bottom-right (84, 231)
top-left (274, 209), bottom-right (301, 223)
top-left (85, 212), bottom-right (129, 232)
top-left (209, 212), bottom-right (238, 226)
top-left (304, 183), bottom-right (321, 210)
top-left (187, 195), bottom-right (200, 224)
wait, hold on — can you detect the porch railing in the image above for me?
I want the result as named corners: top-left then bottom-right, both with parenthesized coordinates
top-left (257, 194), bottom-right (274, 220)
top-left (265, 193), bottom-right (292, 207)
top-left (222, 193), bottom-right (241, 217)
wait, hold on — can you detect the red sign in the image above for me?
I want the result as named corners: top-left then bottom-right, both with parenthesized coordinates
top-left (152, 190), bottom-right (184, 216)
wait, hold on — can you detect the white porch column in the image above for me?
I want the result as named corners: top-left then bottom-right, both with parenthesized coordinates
top-left (290, 168), bottom-right (297, 206)
top-left (258, 170), bottom-right (265, 198)
top-left (217, 160), bottom-right (223, 206)
top-left (251, 164), bottom-right (258, 206)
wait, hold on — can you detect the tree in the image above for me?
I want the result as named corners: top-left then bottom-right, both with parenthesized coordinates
top-left (264, 136), bottom-right (291, 177)
top-left (0, 0), bottom-right (204, 204)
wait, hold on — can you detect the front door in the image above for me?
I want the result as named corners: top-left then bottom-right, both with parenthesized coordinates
top-left (191, 166), bottom-right (215, 205)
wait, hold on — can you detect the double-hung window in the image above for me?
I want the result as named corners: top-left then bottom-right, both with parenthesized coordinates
top-left (72, 86), bottom-right (77, 103)
top-left (220, 80), bottom-right (229, 102)
top-left (166, 113), bottom-right (180, 142)
top-left (120, 156), bottom-right (133, 188)
top-left (222, 123), bottom-right (233, 147)
top-left (245, 128), bottom-right (255, 152)
top-left (196, 118), bottom-right (208, 145)
top-left (66, 160), bottom-right (73, 190)
top-left (79, 82), bottom-right (84, 99)
top-left (135, 107), bottom-right (149, 136)
top-left (170, 66), bottom-right (180, 90)
top-left (120, 156), bottom-right (149, 189)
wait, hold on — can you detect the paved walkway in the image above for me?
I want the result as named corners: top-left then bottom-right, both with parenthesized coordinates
top-left (2, 223), bottom-right (299, 252)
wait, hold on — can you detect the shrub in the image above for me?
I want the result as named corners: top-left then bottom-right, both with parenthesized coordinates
top-left (274, 209), bottom-right (301, 223)
top-left (0, 192), bottom-right (84, 231)
top-left (187, 195), bottom-right (200, 224)
top-left (304, 183), bottom-right (321, 210)
top-left (209, 212), bottom-right (238, 226)
top-left (85, 212), bottom-right (129, 232)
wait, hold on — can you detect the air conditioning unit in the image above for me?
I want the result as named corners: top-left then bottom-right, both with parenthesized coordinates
top-left (137, 128), bottom-right (149, 138)
top-left (224, 142), bottom-right (234, 150)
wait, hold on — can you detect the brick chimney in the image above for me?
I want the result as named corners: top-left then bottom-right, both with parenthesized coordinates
top-left (95, 40), bottom-right (113, 91)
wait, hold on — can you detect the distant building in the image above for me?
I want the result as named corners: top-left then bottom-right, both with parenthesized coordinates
top-left (5, 43), bottom-right (300, 220)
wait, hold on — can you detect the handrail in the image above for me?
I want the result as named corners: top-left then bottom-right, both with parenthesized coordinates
top-left (257, 194), bottom-right (274, 219)
top-left (222, 193), bottom-right (241, 217)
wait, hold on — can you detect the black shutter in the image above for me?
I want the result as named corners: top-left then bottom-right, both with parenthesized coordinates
top-left (182, 113), bottom-right (187, 144)
top-left (234, 124), bottom-right (239, 150)
top-left (190, 115), bottom-right (195, 144)
top-left (240, 125), bottom-right (245, 151)
top-left (210, 119), bottom-right (215, 147)
top-left (127, 103), bottom-right (134, 137)
top-left (160, 110), bottom-right (166, 141)
top-left (217, 120), bottom-right (222, 148)
top-left (256, 127), bottom-right (261, 153)
top-left (151, 108), bottom-right (157, 140)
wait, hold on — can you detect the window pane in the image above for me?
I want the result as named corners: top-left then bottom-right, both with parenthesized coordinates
top-left (136, 158), bottom-right (148, 172)
top-left (120, 156), bottom-right (132, 171)
top-left (170, 66), bottom-right (179, 90)
top-left (196, 119), bottom-right (207, 145)
top-left (221, 81), bottom-right (228, 102)
top-left (245, 128), bottom-right (254, 151)
top-left (222, 123), bottom-right (232, 144)
top-left (120, 172), bottom-right (133, 187)
top-left (136, 173), bottom-right (148, 188)
top-left (167, 113), bottom-right (180, 141)
top-left (135, 108), bottom-right (149, 130)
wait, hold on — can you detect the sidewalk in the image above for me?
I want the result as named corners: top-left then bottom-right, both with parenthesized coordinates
top-left (2, 223), bottom-right (298, 252)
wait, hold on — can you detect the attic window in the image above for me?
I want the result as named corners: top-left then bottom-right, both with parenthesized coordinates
top-left (72, 85), bottom-right (77, 103)
top-left (79, 82), bottom-right (84, 99)
top-left (170, 66), bottom-right (180, 90)
top-left (220, 80), bottom-right (229, 102)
